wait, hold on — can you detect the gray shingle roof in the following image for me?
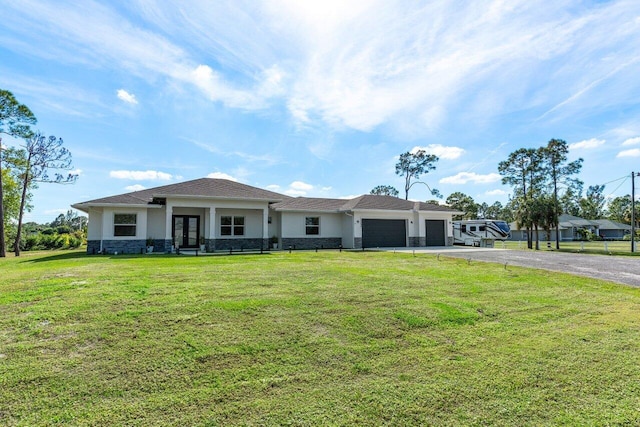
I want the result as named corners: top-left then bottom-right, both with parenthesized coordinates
top-left (74, 178), bottom-right (459, 214)
top-left (272, 194), bottom-right (459, 213)
top-left (271, 197), bottom-right (348, 212)
top-left (341, 195), bottom-right (459, 212)
top-left (558, 214), bottom-right (598, 227)
top-left (340, 195), bottom-right (413, 211)
top-left (592, 219), bottom-right (632, 230)
top-left (74, 178), bottom-right (289, 208)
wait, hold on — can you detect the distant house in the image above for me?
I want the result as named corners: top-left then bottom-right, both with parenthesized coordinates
top-left (592, 219), bottom-right (632, 240)
top-left (508, 214), bottom-right (631, 241)
top-left (72, 178), bottom-right (460, 254)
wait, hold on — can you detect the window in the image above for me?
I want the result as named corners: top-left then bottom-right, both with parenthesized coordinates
top-left (114, 213), bottom-right (136, 236)
top-left (305, 217), bottom-right (320, 235)
top-left (221, 216), bottom-right (245, 236)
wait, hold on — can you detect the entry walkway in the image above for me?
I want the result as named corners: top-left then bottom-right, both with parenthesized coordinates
top-left (378, 247), bottom-right (640, 288)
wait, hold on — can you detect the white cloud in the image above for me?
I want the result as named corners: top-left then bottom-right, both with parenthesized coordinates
top-left (4, 0), bottom-right (640, 134)
top-left (281, 180), bottom-right (325, 196)
top-left (232, 151), bottom-right (280, 165)
top-left (125, 184), bottom-right (146, 192)
top-left (207, 172), bottom-right (238, 181)
top-left (290, 181), bottom-right (314, 191)
top-left (110, 170), bottom-right (173, 180)
top-left (69, 168), bottom-right (83, 176)
top-left (485, 189), bottom-right (508, 196)
top-left (569, 138), bottom-right (605, 150)
top-left (339, 194), bottom-right (360, 199)
top-left (622, 137), bottom-right (640, 146)
top-left (186, 64), bottom-right (287, 110)
top-left (284, 189), bottom-right (307, 196)
top-left (440, 172), bottom-right (502, 185)
top-left (117, 89), bottom-right (138, 105)
top-left (278, 1), bottom-right (640, 131)
top-left (190, 65), bottom-right (257, 109)
top-left (411, 144), bottom-right (465, 160)
top-left (617, 149), bottom-right (640, 158)
top-left (266, 184), bottom-right (281, 191)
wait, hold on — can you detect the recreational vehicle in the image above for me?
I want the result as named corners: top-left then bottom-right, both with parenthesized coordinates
top-left (453, 220), bottom-right (511, 247)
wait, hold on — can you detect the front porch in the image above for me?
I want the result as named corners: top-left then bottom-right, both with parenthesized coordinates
top-left (161, 203), bottom-right (276, 253)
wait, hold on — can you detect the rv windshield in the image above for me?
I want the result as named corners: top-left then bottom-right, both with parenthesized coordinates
top-left (495, 221), bottom-right (510, 233)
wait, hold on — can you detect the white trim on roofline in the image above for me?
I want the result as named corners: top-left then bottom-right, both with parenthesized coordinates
top-left (153, 194), bottom-right (283, 202)
top-left (271, 208), bottom-right (341, 213)
top-left (71, 203), bottom-right (163, 212)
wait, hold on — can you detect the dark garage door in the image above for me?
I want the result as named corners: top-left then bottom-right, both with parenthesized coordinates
top-left (425, 220), bottom-right (445, 246)
top-left (362, 219), bottom-right (406, 248)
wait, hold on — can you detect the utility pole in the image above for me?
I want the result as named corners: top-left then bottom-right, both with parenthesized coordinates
top-left (633, 172), bottom-right (636, 253)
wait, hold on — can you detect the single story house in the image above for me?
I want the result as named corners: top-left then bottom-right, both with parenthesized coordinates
top-left (72, 178), bottom-right (461, 254)
top-left (592, 219), bottom-right (632, 240)
top-left (508, 214), bottom-right (631, 241)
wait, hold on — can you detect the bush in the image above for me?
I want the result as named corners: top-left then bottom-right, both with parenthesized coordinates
top-left (56, 225), bottom-right (72, 234)
top-left (17, 231), bottom-right (85, 251)
top-left (575, 229), bottom-right (595, 241)
top-left (68, 235), bottom-right (82, 248)
top-left (22, 234), bottom-right (42, 251)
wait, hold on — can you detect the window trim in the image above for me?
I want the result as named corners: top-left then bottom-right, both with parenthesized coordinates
top-left (305, 216), bottom-right (320, 235)
top-left (113, 213), bottom-right (137, 237)
top-left (220, 215), bottom-right (245, 236)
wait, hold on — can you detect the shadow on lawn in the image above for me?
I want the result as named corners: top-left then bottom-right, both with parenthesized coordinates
top-left (21, 251), bottom-right (91, 263)
top-left (23, 251), bottom-right (273, 263)
top-left (21, 252), bottom-right (175, 263)
top-left (21, 251), bottom-right (159, 263)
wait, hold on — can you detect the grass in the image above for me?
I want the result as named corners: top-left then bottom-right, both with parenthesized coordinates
top-left (1, 249), bottom-right (640, 426)
top-left (498, 239), bottom-right (639, 256)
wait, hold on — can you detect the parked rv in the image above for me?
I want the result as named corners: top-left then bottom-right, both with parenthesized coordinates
top-left (453, 220), bottom-right (511, 247)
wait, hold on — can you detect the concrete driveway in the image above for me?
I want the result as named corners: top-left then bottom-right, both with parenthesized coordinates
top-left (382, 247), bottom-right (640, 288)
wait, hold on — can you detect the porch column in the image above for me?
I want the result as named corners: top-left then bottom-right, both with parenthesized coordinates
top-left (208, 207), bottom-right (216, 239)
top-left (165, 204), bottom-right (173, 241)
top-left (164, 204), bottom-right (173, 252)
top-left (262, 208), bottom-right (269, 239)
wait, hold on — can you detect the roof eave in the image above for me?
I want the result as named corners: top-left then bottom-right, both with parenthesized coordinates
top-left (154, 194), bottom-right (284, 203)
top-left (345, 208), bottom-right (414, 214)
top-left (71, 202), bottom-right (162, 211)
top-left (344, 207), bottom-right (460, 214)
top-left (272, 207), bottom-right (341, 213)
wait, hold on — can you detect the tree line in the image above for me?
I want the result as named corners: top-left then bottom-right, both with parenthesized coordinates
top-left (372, 143), bottom-right (638, 250)
top-left (20, 210), bottom-right (87, 251)
top-left (1, 89), bottom-right (77, 256)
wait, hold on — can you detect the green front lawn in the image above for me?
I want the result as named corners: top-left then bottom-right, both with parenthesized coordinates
top-left (1, 250), bottom-right (639, 426)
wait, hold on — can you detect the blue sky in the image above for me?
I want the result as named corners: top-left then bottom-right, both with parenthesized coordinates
top-left (1, 0), bottom-right (640, 223)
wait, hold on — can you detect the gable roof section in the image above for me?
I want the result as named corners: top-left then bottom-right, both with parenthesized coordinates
top-left (73, 178), bottom-right (289, 211)
top-left (558, 214), bottom-right (598, 227)
top-left (340, 194), bottom-right (413, 211)
top-left (271, 197), bottom-right (347, 212)
top-left (592, 219), bottom-right (631, 230)
top-left (149, 178), bottom-right (288, 200)
top-left (342, 195), bottom-right (459, 212)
